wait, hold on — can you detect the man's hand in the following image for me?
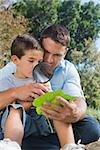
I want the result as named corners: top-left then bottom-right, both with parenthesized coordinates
top-left (41, 96), bottom-right (87, 123)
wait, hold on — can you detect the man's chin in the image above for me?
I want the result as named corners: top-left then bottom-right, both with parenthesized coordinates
top-left (51, 65), bottom-right (58, 72)
top-left (50, 67), bottom-right (55, 72)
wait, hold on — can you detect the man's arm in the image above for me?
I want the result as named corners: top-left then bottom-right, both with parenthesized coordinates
top-left (41, 62), bottom-right (87, 123)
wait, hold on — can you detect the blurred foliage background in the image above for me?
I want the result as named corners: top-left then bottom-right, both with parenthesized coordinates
top-left (0, 0), bottom-right (100, 121)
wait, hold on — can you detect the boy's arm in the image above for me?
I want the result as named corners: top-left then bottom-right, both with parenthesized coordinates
top-left (20, 101), bottom-right (32, 110)
top-left (0, 83), bottom-right (49, 109)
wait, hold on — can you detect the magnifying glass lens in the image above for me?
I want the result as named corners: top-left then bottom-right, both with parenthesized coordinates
top-left (32, 62), bottom-right (53, 83)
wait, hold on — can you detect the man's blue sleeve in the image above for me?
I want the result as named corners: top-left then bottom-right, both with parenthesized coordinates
top-left (0, 62), bottom-right (16, 80)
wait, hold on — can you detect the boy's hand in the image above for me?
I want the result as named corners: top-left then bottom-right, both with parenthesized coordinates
top-left (20, 101), bottom-right (32, 110)
top-left (12, 82), bottom-right (49, 101)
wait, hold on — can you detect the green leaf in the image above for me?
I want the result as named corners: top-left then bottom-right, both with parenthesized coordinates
top-left (32, 90), bottom-right (76, 115)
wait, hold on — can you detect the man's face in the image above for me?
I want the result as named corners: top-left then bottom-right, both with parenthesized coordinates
top-left (42, 38), bottom-right (67, 71)
top-left (12, 50), bottom-right (43, 78)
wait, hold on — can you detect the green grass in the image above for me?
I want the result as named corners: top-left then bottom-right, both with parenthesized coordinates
top-left (87, 107), bottom-right (100, 122)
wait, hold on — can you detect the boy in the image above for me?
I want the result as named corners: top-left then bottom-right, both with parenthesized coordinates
top-left (0, 34), bottom-right (49, 149)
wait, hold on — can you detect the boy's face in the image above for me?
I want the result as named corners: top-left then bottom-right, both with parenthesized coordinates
top-left (11, 50), bottom-right (43, 78)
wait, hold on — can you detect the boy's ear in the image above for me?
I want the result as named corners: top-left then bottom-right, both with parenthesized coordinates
top-left (11, 55), bottom-right (20, 65)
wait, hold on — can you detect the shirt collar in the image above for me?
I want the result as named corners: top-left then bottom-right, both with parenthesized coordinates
top-left (54, 59), bottom-right (65, 72)
top-left (57, 59), bottom-right (65, 68)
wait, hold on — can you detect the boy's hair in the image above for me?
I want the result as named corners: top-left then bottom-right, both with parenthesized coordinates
top-left (11, 34), bottom-right (43, 59)
top-left (40, 24), bottom-right (70, 48)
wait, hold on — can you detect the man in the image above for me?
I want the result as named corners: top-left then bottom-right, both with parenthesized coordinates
top-left (0, 25), bottom-right (100, 150)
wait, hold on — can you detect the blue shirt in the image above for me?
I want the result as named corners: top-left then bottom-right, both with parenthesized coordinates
top-left (0, 60), bottom-right (84, 97)
top-left (51, 59), bottom-right (84, 97)
top-left (0, 62), bottom-right (16, 79)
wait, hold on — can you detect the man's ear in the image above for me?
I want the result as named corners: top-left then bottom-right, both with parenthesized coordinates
top-left (11, 55), bottom-right (20, 65)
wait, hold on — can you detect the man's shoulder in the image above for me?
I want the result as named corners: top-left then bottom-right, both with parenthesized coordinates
top-left (61, 59), bottom-right (79, 79)
top-left (63, 59), bottom-right (75, 67)
top-left (0, 74), bottom-right (14, 91)
top-left (0, 73), bottom-right (14, 84)
top-left (0, 62), bottom-right (16, 80)
top-left (59, 59), bottom-right (76, 72)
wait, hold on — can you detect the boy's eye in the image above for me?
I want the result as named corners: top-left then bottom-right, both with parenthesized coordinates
top-left (28, 60), bottom-right (34, 63)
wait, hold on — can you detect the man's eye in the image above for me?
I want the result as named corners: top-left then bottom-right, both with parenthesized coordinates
top-left (54, 54), bottom-right (62, 57)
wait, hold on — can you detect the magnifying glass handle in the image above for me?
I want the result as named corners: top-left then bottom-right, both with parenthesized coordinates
top-left (43, 82), bottom-right (52, 91)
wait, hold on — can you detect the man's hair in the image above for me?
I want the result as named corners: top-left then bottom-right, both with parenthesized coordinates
top-left (11, 34), bottom-right (43, 59)
top-left (40, 24), bottom-right (70, 48)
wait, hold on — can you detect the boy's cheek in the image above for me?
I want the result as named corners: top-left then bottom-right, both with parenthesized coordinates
top-left (24, 71), bottom-right (33, 78)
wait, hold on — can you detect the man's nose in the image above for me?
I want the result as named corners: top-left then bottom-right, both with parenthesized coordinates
top-left (44, 54), bottom-right (53, 64)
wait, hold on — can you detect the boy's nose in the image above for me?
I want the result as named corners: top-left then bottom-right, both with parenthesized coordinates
top-left (32, 62), bottom-right (38, 68)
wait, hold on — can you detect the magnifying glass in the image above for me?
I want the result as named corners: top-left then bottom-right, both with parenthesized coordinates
top-left (32, 61), bottom-right (54, 83)
top-left (17, 62), bottom-right (54, 104)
